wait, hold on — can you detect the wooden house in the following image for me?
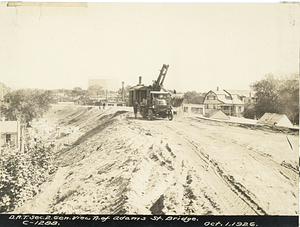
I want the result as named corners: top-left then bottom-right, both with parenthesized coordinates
top-left (0, 121), bottom-right (21, 148)
top-left (203, 88), bottom-right (253, 117)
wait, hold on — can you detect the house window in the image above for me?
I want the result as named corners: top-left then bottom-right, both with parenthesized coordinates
top-left (6, 134), bottom-right (11, 143)
top-left (207, 95), bottom-right (216, 100)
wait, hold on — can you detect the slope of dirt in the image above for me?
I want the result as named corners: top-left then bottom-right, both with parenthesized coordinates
top-left (12, 105), bottom-right (299, 215)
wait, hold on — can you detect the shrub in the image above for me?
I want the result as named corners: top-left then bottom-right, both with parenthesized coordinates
top-left (0, 138), bottom-right (56, 213)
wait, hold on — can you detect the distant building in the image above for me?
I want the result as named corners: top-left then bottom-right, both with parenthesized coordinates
top-left (183, 103), bottom-right (204, 115)
top-left (203, 88), bottom-right (255, 117)
top-left (74, 96), bottom-right (88, 105)
top-left (106, 102), bottom-right (126, 107)
top-left (0, 121), bottom-right (21, 148)
top-left (257, 113), bottom-right (293, 128)
top-left (223, 89), bottom-right (256, 104)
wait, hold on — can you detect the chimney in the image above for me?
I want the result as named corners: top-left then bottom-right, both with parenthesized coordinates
top-left (217, 87), bottom-right (219, 91)
top-left (139, 76), bottom-right (142, 85)
top-left (122, 82), bottom-right (125, 102)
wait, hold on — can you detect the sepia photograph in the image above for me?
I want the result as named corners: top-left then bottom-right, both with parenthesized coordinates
top-left (0, 1), bottom-right (299, 226)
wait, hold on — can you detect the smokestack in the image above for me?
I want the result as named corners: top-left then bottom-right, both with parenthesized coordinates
top-left (139, 76), bottom-right (142, 85)
top-left (122, 82), bottom-right (125, 102)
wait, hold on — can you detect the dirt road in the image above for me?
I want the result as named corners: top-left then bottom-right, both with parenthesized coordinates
top-left (121, 115), bottom-right (298, 215)
top-left (13, 106), bottom-right (298, 215)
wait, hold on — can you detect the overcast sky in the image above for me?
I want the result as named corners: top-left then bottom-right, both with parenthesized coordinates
top-left (0, 2), bottom-right (299, 92)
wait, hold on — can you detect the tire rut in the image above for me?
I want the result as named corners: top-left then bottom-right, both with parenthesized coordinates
top-left (164, 122), bottom-right (267, 215)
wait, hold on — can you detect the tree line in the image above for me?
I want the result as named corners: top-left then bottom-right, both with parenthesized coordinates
top-left (1, 73), bottom-right (298, 125)
top-left (0, 85), bottom-right (133, 124)
top-left (1, 89), bottom-right (54, 125)
top-left (244, 73), bottom-right (299, 124)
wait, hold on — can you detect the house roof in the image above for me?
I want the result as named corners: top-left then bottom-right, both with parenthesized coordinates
top-left (231, 97), bottom-right (245, 105)
top-left (213, 90), bottom-right (228, 95)
top-left (205, 89), bottom-right (247, 105)
top-left (205, 90), bottom-right (231, 103)
top-left (257, 113), bottom-right (287, 125)
top-left (217, 97), bottom-right (233, 104)
top-left (207, 109), bottom-right (220, 118)
top-left (224, 89), bottom-right (255, 97)
top-left (207, 109), bottom-right (230, 120)
top-left (73, 95), bottom-right (88, 101)
top-left (0, 121), bottom-right (19, 134)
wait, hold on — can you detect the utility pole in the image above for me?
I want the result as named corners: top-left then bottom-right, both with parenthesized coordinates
top-left (21, 123), bottom-right (26, 153)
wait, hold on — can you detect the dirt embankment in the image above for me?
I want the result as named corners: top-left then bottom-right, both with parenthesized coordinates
top-left (13, 105), bottom-right (299, 215)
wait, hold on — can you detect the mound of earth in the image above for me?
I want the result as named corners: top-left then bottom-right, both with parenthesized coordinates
top-left (12, 105), bottom-right (299, 215)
